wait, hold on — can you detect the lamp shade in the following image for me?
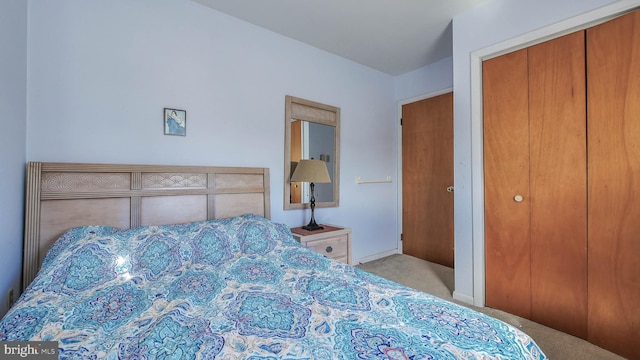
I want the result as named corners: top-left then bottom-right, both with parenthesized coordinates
top-left (290, 159), bottom-right (331, 183)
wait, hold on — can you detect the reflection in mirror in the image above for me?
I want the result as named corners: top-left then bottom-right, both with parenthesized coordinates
top-left (290, 121), bottom-right (335, 203)
top-left (284, 96), bottom-right (340, 210)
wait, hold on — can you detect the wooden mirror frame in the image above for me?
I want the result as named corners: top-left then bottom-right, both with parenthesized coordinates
top-left (284, 95), bottom-right (340, 210)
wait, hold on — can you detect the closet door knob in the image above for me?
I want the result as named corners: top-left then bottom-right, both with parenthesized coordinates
top-left (514, 194), bottom-right (524, 202)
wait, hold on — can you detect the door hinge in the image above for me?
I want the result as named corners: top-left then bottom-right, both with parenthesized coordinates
top-left (400, 233), bottom-right (404, 241)
top-left (400, 118), bottom-right (403, 126)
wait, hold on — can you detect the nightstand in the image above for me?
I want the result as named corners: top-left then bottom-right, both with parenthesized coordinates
top-left (290, 225), bottom-right (352, 265)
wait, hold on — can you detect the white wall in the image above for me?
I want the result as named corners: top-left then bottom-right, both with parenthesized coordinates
top-left (25, 0), bottom-right (398, 264)
top-left (395, 57), bottom-right (453, 102)
top-left (0, 0), bottom-right (28, 317)
top-left (452, 0), bottom-right (633, 305)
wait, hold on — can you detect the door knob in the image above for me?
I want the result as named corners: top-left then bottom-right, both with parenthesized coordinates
top-left (514, 194), bottom-right (524, 202)
top-left (446, 186), bottom-right (454, 193)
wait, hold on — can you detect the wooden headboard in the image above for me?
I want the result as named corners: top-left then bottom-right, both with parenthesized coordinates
top-left (23, 162), bottom-right (270, 289)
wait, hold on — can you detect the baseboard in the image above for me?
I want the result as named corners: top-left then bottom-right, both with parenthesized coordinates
top-left (453, 290), bottom-right (475, 306)
top-left (353, 249), bottom-right (400, 265)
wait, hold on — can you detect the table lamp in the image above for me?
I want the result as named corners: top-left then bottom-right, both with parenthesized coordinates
top-left (290, 159), bottom-right (331, 231)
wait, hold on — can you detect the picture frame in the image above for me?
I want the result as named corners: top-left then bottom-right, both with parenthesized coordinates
top-left (164, 108), bottom-right (186, 136)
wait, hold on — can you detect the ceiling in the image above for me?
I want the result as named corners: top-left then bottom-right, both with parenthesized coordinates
top-left (192, 0), bottom-right (489, 76)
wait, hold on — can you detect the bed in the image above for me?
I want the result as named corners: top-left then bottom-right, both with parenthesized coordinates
top-left (0, 162), bottom-right (546, 359)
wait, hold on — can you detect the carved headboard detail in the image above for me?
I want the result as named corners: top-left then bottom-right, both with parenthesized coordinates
top-left (23, 162), bottom-right (270, 289)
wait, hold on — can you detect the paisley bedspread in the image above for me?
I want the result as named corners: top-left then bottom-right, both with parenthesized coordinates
top-left (0, 214), bottom-right (546, 359)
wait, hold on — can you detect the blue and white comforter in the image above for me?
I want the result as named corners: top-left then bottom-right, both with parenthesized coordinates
top-left (0, 214), bottom-right (546, 359)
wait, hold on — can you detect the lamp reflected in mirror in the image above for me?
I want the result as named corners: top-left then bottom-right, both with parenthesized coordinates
top-left (290, 159), bottom-right (331, 230)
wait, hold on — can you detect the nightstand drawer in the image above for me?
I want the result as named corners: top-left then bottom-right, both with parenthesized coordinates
top-left (306, 235), bottom-right (348, 259)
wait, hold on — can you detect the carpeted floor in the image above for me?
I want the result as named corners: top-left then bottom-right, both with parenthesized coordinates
top-left (356, 254), bottom-right (625, 360)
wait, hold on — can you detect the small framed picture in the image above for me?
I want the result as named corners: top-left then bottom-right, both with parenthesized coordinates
top-left (164, 108), bottom-right (186, 136)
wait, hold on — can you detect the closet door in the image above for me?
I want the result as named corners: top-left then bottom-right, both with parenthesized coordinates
top-left (528, 31), bottom-right (587, 338)
top-left (484, 32), bottom-right (587, 336)
top-left (483, 48), bottom-right (531, 319)
top-left (587, 10), bottom-right (640, 359)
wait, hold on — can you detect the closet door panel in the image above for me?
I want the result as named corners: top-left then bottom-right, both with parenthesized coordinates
top-left (528, 32), bottom-right (588, 338)
top-left (483, 49), bottom-right (531, 319)
top-left (587, 10), bottom-right (640, 359)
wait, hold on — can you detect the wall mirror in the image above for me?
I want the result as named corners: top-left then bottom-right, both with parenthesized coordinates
top-left (284, 95), bottom-right (340, 210)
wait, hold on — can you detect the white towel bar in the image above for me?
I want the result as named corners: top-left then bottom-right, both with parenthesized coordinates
top-left (355, 176), bottom-right (393, 184)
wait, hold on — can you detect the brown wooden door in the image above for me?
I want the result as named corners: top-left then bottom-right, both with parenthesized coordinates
top-left (528, 31), bottom-right (588, 338)
top-left (586, 10), bottom-right (640, 359)
top-left (402, 92), bottom-right (454, 268)
top-left (483, 48), bottom-right (532, 319)
top-left (483, 32), bottom-right (588, 337)
top-left (290, 120), bottom-right (302, 203)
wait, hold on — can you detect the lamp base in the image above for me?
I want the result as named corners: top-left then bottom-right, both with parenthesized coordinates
top-left (302, 182), bottom-right (323, 231)
top-left (302, 222), bottom-right (324, 231)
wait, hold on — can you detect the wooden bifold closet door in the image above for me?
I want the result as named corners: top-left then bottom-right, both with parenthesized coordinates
top-left (586, 9), bottom-right (640, 358)
top-left (484, 31), bottom-right (588, 338)
top-left (484, 10), bottom-right (640, 360)
top-left (483, 48), bottom-right (532, 320)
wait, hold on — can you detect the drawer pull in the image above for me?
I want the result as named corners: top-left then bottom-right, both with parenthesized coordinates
top-left (326, 246), bottom-right (333, 253)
